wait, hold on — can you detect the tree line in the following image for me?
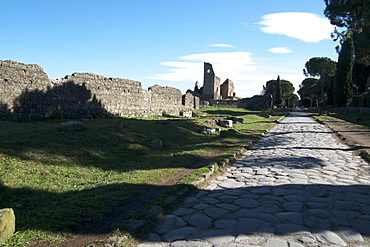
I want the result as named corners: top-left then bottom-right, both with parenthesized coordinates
top-left (299, 0), bottom-right (370, 109)
top-left (261, 0), bottom-right (370, 109)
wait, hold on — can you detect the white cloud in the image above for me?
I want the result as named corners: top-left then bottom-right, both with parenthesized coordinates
top-left (268, 47), bottom-right (292, 54)
top-left (148, 52), bottom-right (256, 82)
top-left (150, 62), bottom-right (203, 82)
top-left (209, 44), bottom-right (235, 48)
top-left (258, 12), bottom-right (334, 42)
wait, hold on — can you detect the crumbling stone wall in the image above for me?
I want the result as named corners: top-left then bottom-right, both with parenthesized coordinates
top-left (220, 79), bottom-right (235, 99)
top-left (238, 95), bottom-right (273, 110)
top-left (0, 60), bottom-right (198, 120)
top-left (182, 92), bottom-right (200, 110)
top-left (209, 99), bottom-right (239, 106)
top-left (202, 63), bottom-right (220, 100)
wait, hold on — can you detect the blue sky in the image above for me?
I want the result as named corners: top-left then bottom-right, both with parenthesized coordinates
top-left (0, 0), bottom-right (339, 97)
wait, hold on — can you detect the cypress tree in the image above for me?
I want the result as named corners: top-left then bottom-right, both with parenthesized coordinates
top-left (275, 75), bottom-right (282, 107)
top-left (333, 35), bottom-right (354, 107)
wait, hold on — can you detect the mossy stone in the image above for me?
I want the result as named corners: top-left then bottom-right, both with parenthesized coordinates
top-left (0, 208), bottom-right (15, 243)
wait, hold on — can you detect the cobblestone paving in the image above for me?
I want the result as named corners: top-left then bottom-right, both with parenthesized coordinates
top-left (139, 109), bottom-right (370, 247)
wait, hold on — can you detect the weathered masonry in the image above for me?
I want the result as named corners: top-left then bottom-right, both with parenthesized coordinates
top-left (191, 63), bottom-right (237, 101)
top-left (0, 60), bottom-right (199, 120)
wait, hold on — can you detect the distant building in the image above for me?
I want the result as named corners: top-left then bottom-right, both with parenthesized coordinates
top-left (187, 62), bottom-right (237, 101)
top-left (202, 62), bottom-right (221, 100)
top-left (220, 79), bottom-right (235, 99)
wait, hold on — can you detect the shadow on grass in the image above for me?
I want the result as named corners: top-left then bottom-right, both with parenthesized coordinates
top-left (0, 117), bottom-right (225, 172)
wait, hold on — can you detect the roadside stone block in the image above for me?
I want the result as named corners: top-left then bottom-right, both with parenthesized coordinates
top-left (0, 208), bottom-right (15, 243)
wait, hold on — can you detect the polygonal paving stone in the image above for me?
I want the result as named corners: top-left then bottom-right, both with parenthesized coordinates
top-left (183, 197), bottom-right (199, 206)
top-left (283, 202), bottom-right (303, 212)
top-left (296, 236), bottom-right (316, 244)
top-left (307, 209), bottom-right (333, 218)
top-left (203, 197), bottom-right (220, 205)
top-left (356, 219), bottom-right (370, 235)
top-left (215, 219), bottom-right (237, 229)
top-left (193, 203), bottom-right (211, 210)
top-left (170, 240), bottom-right (212, 247)
top-left (275, 212), bottom-right (303, 224)
top-left (235, 218), bottom-right (275, 235)
top-left (262, 239), bottom-right (288, 247)
top-left (198, 229), bottom-right (235, 245)
top-left (362, 206), bottom-right (370, 214)
top-left (250, 187), bottom-right (272, 195)
top-left (306, 202), bottom-right (328, 209)
top-left (331, 210), bottom-right (361, 219)
top-left (218, 195), bottom-right (238, 202)
top-left (159, 215), bottom-right (186, 234)
top-left (234, 199), bottom-right (260, 208)
top-left (204, 207), bottom-right (231, 220)
top-left (284, 195), bottom-right (306, 202)
top-left (164, 227), bottom-right (197, 241)
top-left (259, 214), bottom-right (281, 224)
top-left (317, 230), bottom-right (347, 246)
top-left (188, 212), bottom-right (212, 229)
top-left (337, 227), bottom-right (364, 242)
top-left (255, 203), bottom-right (282, 214)
top-left (305, 216), bottom-right (331, 229)
top-left (288, 242), bottom-right (305, 247)
top-left (223, 189), bottom-right (246, 196)
top-left (235, 209), bottom-right (258, 218)
top-left (277, 224), bottom-right (310, 235)
top-left (335, 201), bottom-right (360, 210)
top-left (235, 234), bottom-right (264, 245)
top-left (273, 188), bottom-right (292, 196)
top-left (172, 208), bottom-right (196, 216)
top-left (216, 203), bottom-right (240, 211)
top-left (219, 179), bottom-right (245, 189)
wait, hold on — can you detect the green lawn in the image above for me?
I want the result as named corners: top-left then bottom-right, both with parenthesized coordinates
top-left (0, 107), bottom-right (289, 246)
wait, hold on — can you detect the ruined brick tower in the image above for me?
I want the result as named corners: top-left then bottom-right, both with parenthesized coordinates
top-left (202, 62), bottom-right (220, 100)
top-left (220, 79), bottom-right (235, 99)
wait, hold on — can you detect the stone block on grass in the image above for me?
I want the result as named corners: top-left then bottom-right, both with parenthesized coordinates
top-left (0, 208), bottom-right (15, 243)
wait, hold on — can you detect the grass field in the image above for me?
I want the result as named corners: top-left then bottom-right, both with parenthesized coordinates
top-left (0, 107), bottom-right (290, 246)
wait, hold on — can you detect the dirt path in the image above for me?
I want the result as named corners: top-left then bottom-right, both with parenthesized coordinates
top-left (314, 115), bottom-right (370, 151)
top-left (46, 122), bottom-right (273, 247)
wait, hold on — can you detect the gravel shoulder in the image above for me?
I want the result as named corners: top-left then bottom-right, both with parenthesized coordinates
top-left (312, 114), bottom-right (370, 153)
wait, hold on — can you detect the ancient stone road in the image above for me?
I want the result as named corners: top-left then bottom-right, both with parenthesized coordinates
top-left (138, 109), bottom-right (370, 247)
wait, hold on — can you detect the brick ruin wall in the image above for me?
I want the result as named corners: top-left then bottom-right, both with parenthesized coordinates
top-left (0, 60), bottom-right (199, 120)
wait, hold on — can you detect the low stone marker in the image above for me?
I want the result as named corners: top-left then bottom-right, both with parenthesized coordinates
top-left (180, 111), bottom-right (193, 117)
top-left (0, 208), bottom-right (15, 243)
top-left (219, 119), bottom-right (233, 128)
top-left (227, 116), bottom-right (244, 124)
top-left (57, 121), bottom-right (84, 131)
top-left (150, 139), bottom-right (164, 149)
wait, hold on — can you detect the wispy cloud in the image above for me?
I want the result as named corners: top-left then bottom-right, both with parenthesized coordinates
top-left (148, 52), bottom-right (256, 82)
top-left (209, 44), bottom-right (235, 48)
top-left (268, 47), bottom-right (293, 54)
top-left (257, 12), bottom-right (334, 42)
top-left (150, 62), bottom-right (203, 82)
